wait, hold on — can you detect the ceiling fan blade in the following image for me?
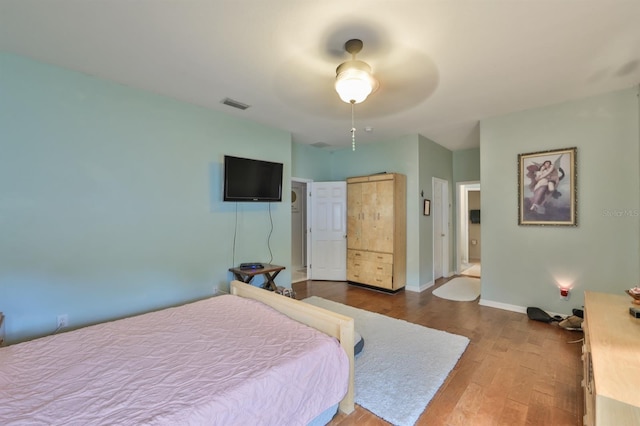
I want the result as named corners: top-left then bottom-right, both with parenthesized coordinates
top-left (273, 36), bottom-right (439, 121)
top-left (361, 48), bottom-right (440, 117)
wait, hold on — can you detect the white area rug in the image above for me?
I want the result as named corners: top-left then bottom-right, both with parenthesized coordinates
top-left (304, 297), bottom-right (469, 426)
top-left (432, 277), bottom-right (481, 301)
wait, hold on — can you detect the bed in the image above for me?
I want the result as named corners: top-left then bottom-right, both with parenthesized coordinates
top-left (0, 280), bottom-right (355, 425)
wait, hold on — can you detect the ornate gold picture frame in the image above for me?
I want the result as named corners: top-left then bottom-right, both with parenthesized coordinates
top-left (518, 147), bottom-right (577, 226)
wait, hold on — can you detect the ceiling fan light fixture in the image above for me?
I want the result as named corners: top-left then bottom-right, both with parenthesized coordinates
top-left (335, 60), bottom-right (377, 104)
top-left (334, 39), bottom-right (378, 151)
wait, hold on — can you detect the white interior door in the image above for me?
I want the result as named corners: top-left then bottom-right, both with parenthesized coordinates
top-left (433, 182), bottom-right (443, 280)
top-left (441, 180), bottom-right (450, 278)
top-left (433, 178), bottom-right (450, 280)
top-left (311, 181), bottom-right (347, 281)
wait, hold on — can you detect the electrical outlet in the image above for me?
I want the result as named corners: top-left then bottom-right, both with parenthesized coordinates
top-left (57, 314), bottom-right (68, 328)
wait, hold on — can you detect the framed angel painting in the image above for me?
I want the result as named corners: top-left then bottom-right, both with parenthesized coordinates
top-left (518, 147), bottom-right (577, 226)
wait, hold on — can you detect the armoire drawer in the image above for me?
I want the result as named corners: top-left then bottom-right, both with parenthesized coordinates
top-left (348, 250), bottom-right (393, 264)
top-left (347, 257), bottom-right (393, 289)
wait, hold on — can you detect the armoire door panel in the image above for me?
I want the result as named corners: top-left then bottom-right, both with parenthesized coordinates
top-left (346, 182), bottom-right (362, 250)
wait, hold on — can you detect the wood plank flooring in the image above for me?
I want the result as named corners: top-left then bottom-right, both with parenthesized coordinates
top-left (293, 277), bottom-right (584, 426)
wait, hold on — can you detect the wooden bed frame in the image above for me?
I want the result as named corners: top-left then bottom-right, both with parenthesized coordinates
top-left (230, 280), bottom-right (355, 415)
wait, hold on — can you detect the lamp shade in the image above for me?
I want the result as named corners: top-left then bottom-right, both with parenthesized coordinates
top-left (335, 60), bottom-right (378, 104)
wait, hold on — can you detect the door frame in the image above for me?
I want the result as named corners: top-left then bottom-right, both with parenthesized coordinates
top-left (291, 177), bottom-right (312, 281)
top-left (456, 181), bottom-right (480, 274)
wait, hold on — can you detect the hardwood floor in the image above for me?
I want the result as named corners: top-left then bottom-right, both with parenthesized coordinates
top-left (293, 277), bottom-right (584, 426)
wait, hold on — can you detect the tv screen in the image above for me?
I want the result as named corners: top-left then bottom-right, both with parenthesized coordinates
top-left (223, 155), bottom-right (283, 202)
top-left (469, 209), bottom-right (480, 224)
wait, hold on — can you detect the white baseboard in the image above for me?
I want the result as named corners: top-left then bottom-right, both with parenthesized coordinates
top-left (479, 298), bottom-right (568, 318)
top-left (479, 298), bottom-right (527, 314)
top-left (405, 280), bottom-right (434, 293)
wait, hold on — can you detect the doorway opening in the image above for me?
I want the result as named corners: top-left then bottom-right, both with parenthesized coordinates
top-left (456, 181), bottom-right (481, 277)
top-left (291, 178), bottom-right (311, 283)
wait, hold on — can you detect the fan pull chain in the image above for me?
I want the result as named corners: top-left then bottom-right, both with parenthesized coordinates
top-left (351, 100), bottom-right (356, 151)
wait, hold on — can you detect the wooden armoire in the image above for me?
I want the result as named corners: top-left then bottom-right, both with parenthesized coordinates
top-left (346, 173), bottom-right (406, 291)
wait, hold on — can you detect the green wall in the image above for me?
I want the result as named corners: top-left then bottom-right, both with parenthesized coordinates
top-left (453, 148), bottom-right (481, 183)
top-left (0, 53), bottom-right (293, 343)
top-left (452, 148), bottom-right (481, 272)
top-left (328, 134), bottom-right (417, 182)
top-left (480, 87), bottom-right (640, 315)
top-left (418, 135), bottom-right (455, 288)
top-left (291, 142), bottom-right (332, 181)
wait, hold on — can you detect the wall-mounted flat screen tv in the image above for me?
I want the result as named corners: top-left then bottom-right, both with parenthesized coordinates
top-left (223, 155), bottom-right (283, 202)
top-left (469, 209), bottom-right (481, 224)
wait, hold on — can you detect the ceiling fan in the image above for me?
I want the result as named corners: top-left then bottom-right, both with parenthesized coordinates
top-left (272, 30), bottom-right (439, 148)
top-left (334, 39), bottom-right (379, 104)
top-left (334, 39), bottom-right (379, 150)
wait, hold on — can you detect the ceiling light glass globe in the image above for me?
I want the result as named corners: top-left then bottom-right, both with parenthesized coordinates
top-left (335, 67), bottom-right (375, 104)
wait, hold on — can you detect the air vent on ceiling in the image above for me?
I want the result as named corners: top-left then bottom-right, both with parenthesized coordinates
top-left (221, 98), bottom-right (250, 110)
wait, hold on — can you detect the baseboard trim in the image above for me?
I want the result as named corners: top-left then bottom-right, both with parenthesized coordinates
top-left (406, 280), bottom-right (434, 293)
top-left (479, 298), bottom-right (568, 318)
top-left (479, 298), bottom-right (527, 314)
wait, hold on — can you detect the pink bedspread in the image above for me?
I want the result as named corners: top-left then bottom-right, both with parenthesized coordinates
top-left (0, 295), bottom-right (349, 425)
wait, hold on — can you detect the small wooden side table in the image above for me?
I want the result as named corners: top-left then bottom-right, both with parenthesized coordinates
top-left (229, 264), bottom-right (286, 291)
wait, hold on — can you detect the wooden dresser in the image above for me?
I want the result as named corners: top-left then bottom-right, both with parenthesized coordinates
top-left (583, 291), bottom-right (640, 425)
top-left (346, 173), bottom-right (406, 291)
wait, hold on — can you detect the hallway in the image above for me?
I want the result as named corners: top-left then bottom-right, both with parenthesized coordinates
top-left (460, 261), bottom-right (481, 278)
top-left (292, 267), bottom-right (307, 283)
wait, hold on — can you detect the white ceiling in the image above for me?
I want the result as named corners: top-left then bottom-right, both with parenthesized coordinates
top-left (1, 1), bottom-right (639, 151)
